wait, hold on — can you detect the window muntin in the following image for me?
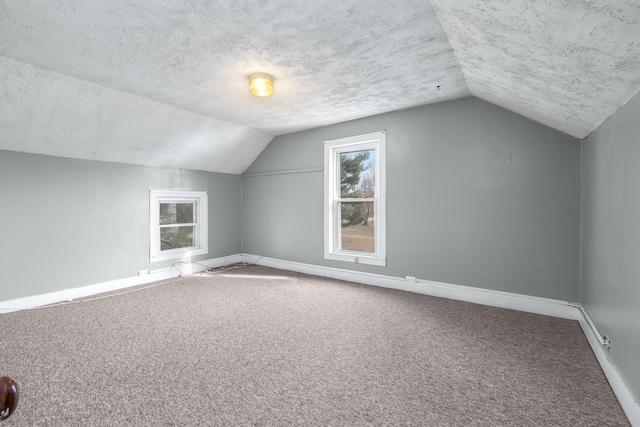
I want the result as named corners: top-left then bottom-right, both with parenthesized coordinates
top-left (324, 132), bottom-right (386, 266)
top-left (150, 191), bottom-right (208, 262)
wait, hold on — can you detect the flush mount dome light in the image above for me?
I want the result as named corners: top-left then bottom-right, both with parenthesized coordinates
top-left (249, 73), bottom-right (274, 97)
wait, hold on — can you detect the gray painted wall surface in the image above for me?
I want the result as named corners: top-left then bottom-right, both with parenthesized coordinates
top-left (242, 97), bottom-right (581, 301)
top-left (0, 150), bottom-right (241, 301)
top-left (581, 92), bottom-right (640, 401)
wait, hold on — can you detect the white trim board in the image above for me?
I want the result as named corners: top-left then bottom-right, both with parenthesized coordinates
top-left (239, 254), bottom-right (580, 320)
top-left (1, 253), bottom-right (637, 425)
top-left (239, 253), bottom-right (639, 425)
top-left (577, 305), bottom-right (640, 427)
top-left (0, 254), bottom-right (243, 314)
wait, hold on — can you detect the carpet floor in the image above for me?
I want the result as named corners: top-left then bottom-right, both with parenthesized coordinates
top-left (0, 265), bottom-right (630, 426)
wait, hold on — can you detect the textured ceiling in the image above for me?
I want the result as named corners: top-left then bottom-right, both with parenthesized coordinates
top-left (0, 56), bottom-right (271, 174)
top-left (432, 0), bottom-right (640, 139)
top-left (1, 0), bottom-right (640, 173)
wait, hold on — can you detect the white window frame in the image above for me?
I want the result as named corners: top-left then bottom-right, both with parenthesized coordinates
top-left (324, 131), bottom-right (386, 266)
top-left (149, 190), bottom-right (208, 263)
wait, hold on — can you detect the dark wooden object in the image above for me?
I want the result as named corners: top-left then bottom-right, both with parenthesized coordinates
top-left (0, 377), bottom-right (18, 421)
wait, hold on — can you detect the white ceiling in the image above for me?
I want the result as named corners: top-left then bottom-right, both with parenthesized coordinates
top-left (1, 0), bottom-right (639, 174)
top-left (432, 0), bottom-right (640, 139)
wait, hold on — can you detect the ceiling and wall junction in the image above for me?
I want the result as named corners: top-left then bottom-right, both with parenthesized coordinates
top-left (1, 0), bottom-right (639, 173)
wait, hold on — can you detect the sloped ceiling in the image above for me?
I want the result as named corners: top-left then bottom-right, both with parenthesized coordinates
top-left (432, 0), bottom-right (640, 139)
top-left (1, 0), bottom-right (639, 174)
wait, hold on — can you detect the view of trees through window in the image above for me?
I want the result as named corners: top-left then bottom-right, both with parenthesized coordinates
top-left (159, 202), bottom-right (195, 251)
top-left (339, 149), bottom-right (375, 253)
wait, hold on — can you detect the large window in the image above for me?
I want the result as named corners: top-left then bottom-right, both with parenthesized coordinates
top-left (149, 190), bottom-right (208, 262)
top-left (324, 131), bottom-right (386, 266)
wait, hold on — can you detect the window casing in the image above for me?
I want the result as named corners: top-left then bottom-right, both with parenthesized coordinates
top-left (324, 131), bottom-right (386, 266)
top-left (149, 190), bottom-right (208, 262)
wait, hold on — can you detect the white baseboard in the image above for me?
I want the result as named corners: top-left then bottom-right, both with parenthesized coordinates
top-left (240, 253), bottom-right (639, 425)
top-left (0, 254), bottom-right (243, 314)
top-left (167, 254), bottom-right (244, 275)
top-left (3, 252), bottom-right (637, 425)
top-left (239, 254), bottom-right (580, 320)
top-left (576, 305), bottom-right (640, 426)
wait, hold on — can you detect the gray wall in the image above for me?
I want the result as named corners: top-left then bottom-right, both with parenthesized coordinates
top-left (581, 92), bottom-right (640, 401)
top-left (242, 97), bottom-right (581, 301)
top-left (0, 150), bottom-right (241, 301)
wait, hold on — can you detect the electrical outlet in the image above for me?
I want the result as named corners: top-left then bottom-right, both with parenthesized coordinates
top-left (405, 276), bottom-right (416, 283)
top-left (138, 269), bottom-right (149, 276)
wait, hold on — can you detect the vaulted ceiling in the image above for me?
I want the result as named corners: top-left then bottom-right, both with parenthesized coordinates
top-left (1, 0), bottom-right (639, 174)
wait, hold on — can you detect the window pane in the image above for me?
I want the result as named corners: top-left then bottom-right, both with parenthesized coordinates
top-left (340, 202), bottom-right (375, 253)
top-left (339, 150), bottom-right (375, 198)
top-left (160, 203), bottom-right (194, 225)
top-left (161, 226), bottom-right (194, 250)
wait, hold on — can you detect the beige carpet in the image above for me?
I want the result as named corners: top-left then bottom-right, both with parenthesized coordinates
top-left (0, 265), bottom-right (629, 426)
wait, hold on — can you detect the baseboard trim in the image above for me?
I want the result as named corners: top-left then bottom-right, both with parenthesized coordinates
top-left (3, 253), bottom-right (637, 425)
top-left (0, 254), bottom-right (243, 314)
top-left (240, 254), bottom-right (580, 320)
top-left (240, 254), bottom-right (639, 424)
top-left (576, 304), bottom-right (640, 426)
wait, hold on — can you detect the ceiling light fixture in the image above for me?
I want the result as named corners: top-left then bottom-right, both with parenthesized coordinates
top-left (249, 73), bottom-right (275, 97)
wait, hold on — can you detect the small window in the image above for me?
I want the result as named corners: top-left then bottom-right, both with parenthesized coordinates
top-left (324, 131), bottom-right (386, 266)
top-left (149, 190), bottom-right (208, 262)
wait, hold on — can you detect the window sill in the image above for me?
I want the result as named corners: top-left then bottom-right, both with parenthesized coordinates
top-left (325, 252), bottom-right (386, 267)
top-left (150, 247), bottom-right (208, 263)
